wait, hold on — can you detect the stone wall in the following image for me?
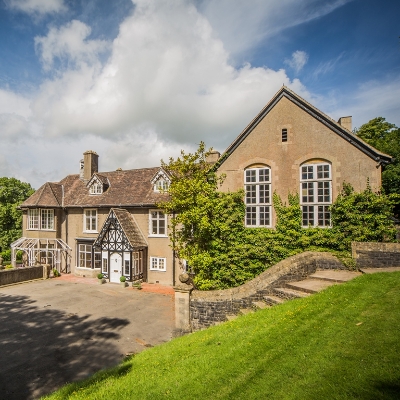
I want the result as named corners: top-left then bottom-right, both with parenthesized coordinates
top-left (189, 251), bottom-right (343, 331)
top-left (352, 242), bottom-right (400, 268)
top-left (0, 266), bottom-right (44, 287)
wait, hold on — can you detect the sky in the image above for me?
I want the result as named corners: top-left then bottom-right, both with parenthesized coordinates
top-left (0, 0), bottom-right (399, 189)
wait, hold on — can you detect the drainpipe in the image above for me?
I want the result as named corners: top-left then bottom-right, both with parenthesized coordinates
top-left (172, 211), bottom-right (176, 286)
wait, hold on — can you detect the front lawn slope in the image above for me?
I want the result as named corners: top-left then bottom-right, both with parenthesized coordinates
top-left (44, 273), bottom-right (400, 400)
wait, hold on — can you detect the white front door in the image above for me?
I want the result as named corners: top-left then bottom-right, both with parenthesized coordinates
top-left (110, 253), bottom-right (122, 283)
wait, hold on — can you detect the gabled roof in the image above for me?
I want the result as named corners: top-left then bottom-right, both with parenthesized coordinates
top-left (87, 173), bottom-right (110, 188)
top-left (93, 208), bottom-right (147, 250)
top-left (150, 167), bottom-right (171, 185)
top-left (22, 182), bottom-right (63, 207)
top-left (216, 86), bottom-right (393, 169)
top-left (20, 167), bottom-right (169, 208)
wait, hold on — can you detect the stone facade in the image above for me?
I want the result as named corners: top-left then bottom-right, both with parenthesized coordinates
top-left (216, 87), bottom-right (391, 227)
top-left (352, 242), bottom-right (400, 268)
top-left (189, 252), bottom-right (343, 331)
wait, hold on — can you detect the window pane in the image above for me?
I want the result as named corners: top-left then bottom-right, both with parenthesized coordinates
top-left (124, 260), bottom-right (130, 275)
top-left (302, 165), bottom-right (313, 180)
top-left (259, 169), bottom-right (269, 182)
top-left (102, 258), bottom-right (108, 273)
top-left (159, 219), bottom-right (165, 235)
top-left (245, 170), bottom-right (256, 183)
top-left (246, 185), bottom-right (256, 204)
top-left (302, 206), bottom-right (314, 226)
top-left (259, 206), bottom-right (270, 226)
top-left (246, 206), bottom-right (257, 226)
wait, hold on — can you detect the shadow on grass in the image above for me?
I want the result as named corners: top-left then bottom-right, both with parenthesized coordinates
top-left (48, 362), bottom-right (134, 399)
top-left (0, 292), bottom-right (130, 400)
top-left (372, 380), bottom-right (400, 399)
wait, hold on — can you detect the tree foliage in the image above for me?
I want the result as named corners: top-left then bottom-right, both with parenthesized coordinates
top-left (0, 177), bottom-right (35, 250)
top-left (159, 144), bottom-right (397, 291)
top-left (355, 117), bottom-right (400, 196)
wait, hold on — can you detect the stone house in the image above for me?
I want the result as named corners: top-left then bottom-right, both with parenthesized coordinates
top-left (215, 86), bottom-right (391, 228)
top-left (12, 86), bottom-right (391, 285)
top-left (13, 151), bottom-right (178, 285)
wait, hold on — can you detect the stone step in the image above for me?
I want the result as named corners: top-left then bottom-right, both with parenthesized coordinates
top-left (226, 314), bottom-right (238, 321)
top-left (239, 308), bottom-right (254, 315)
top-left (286, 279), bottom-right (337, 294)
top-left (273, 287), bottom-right (311, 300)
top-left (252, 301), bottom-right (270, 309)
top-left (264, 295), bottom-right (285, 305)
top-left (360, 267), bottom-right (400, 274)
top-left (309, 269), bottom-right (362, 282)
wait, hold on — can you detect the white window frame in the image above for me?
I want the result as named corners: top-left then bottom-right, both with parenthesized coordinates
top-left (154, 178), bottom-right (170, 193)
top-left (83, 209), bottom-right (98, 233)
top-left (77, 243), bottom-right (101, 269)
top-left (149, 210), bottom-right (167, 237)
top-left (150, 257), bottom-right (166, 271)
top-left (244, 167), bottom-right (272, 227)
top-left (89, 181), bottom-right (103, 195)
top-left (28, 209), bottom-right (39, 230)
top-left (124, 259), bottom-right (130, 276)
top-left (27, 209), bottom-right (55, 230)
top-left (300, 163), bottom-right (332, 227)
top-left (102, 257), bottom-right (108, 274)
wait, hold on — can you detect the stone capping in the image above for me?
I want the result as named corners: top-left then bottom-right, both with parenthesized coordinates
top-left (191, 251), bottom-right (342, 303)
top-left (189, 251), bottom-right (344, 331)
top-left (0, 265), bottom-right (44, 287)
top-left (352, 242), bottom-right (400, 268)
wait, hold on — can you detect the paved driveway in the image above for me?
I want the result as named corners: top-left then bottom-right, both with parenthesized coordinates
top-left (0, 276), bottom-right (175, 400)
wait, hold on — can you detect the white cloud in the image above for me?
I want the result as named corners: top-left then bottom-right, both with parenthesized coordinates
top-left (7, 0), bottom-right (67, 15)
top-left (29, 0), bottom-right (311, 147)
top-left (197, 0), bottom-right (353, 60)
top-left (34, 20), bottom-right (110, 72)
top-left (326, 76), bottom-right (400, 130)
top-left (284, 51), bottom-right (309, 74)
top-left (0, 0), bottom-right (364, 188)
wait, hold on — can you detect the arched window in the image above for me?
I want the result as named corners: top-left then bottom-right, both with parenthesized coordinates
top-left (300, 162), bottom-right (331, 227)
top-left (244, 167), bottom-right (271, 227)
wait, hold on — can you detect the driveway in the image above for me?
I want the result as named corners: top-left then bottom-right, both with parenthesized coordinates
top-left (0, 276), bottom-right (175, 400)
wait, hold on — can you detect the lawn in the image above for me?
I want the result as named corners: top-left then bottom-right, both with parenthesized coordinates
top-left (43, 272), bottom-right (400, 400)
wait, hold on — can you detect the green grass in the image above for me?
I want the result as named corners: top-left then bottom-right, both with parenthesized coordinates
top-left (44, 272), bottom-right (400, 400)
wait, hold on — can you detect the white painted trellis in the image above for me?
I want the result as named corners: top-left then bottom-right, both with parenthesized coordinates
top-left (10, 237), bottom-right (71, 272)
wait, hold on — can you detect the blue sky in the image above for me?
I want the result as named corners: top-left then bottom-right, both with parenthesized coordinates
top-left (0, 0), bottom-right (399, 188)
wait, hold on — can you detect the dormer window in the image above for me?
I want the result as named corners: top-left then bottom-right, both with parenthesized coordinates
top-left (90, 182), bottom-right (103, 195)
top-left (151, 169), bottom-right (170, 193)
top-left (87, 174), bottom-right (109, 195)
top-left (154, 178), bottom-right (169, 192)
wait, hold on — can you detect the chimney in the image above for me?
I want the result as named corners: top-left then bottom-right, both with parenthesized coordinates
top-left (338, 116), bottom-right (352, 132)
top-left (81, 150), bottom-right (99, 181)
top-left (206, 151), bottom-right (220, 164)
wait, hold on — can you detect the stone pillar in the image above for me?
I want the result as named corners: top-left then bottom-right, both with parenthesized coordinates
top-left (173, 284), bottom-right (193, 337)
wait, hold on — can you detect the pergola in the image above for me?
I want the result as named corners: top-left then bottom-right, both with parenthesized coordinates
top-left (11, 238), bottom-right (71, 273)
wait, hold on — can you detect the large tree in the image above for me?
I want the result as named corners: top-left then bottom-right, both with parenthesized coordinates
top-left (0, 177), bottom-right (35, 251)
top-left (355, 117), bottom-right (400, 196)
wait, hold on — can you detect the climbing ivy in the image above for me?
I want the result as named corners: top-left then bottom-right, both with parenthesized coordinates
top-left (159, 145), bottom-right (398, 291)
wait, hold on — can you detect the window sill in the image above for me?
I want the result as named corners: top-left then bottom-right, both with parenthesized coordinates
top-left (148, 234), bottom-right (168, 238)
top-left (27, 229), bottom-right (56, 232)
top-left (83, 231), bottom-right (98, 234)
top-left (149, 269), bottom-right (166, 272)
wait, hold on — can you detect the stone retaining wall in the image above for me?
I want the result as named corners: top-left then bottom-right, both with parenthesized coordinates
top-left (0, 266), bottom-right (44, 286)
top-left (189, 251), bottom-right (343, 331)
top-left (352, 242), bottom-right (400, 268)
